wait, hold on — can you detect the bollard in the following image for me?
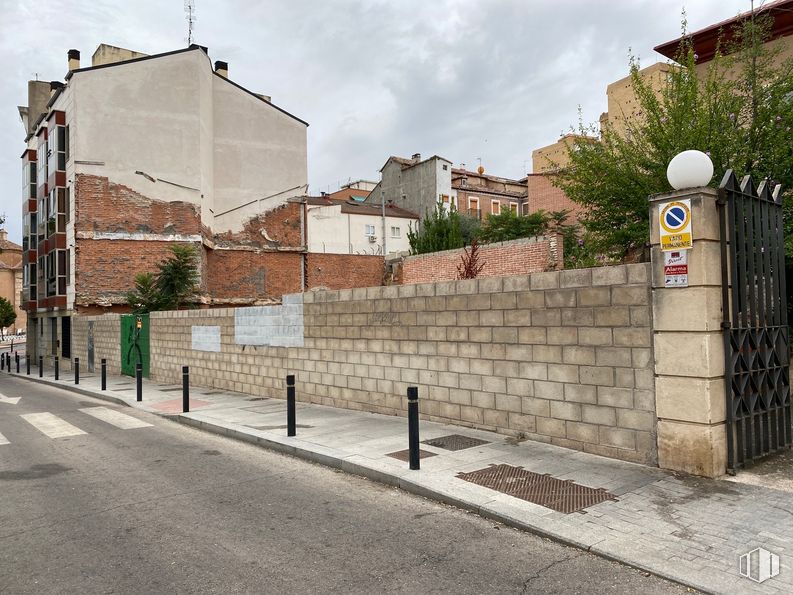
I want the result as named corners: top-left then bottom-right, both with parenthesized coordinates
top-left (286, 374), bottom-right (296, 437)
top-left (408, 386), bottom-right (420, 470)
top-left (1, 352), bottom-right (4, 370)
top-left (26, 354), bottom-right (30, 375)
top-left (182, 366), bottom-right (190, 413)
top-left (136, 363), bottom-right (142, 402)
top-left (7, 353), bottom-right (10, 372)
top-left (101, 359), bottom-right (107, 391)
top-left (74, 357), bottom-right (80, 385)
top-left (15, 353), bottom-right (19, 374)
top-left (54, 356), bottom-right (59, 381)
top-left (38, 355), bottom-right (43, 378)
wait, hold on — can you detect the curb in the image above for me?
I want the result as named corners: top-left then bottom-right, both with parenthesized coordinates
top-left (6, 371), bottom-right (710, 594)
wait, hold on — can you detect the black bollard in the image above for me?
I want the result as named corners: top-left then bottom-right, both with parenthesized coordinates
top-left (26, 354), bottom-right (30, 375)
top-left (286, 374), bottom-right (296, 437)
top-left (38, 355), bottom-right (43, 378)
top-left (74, 357), bottom-right (80, 385)
top-left (54, 356), bottom-right (59, 381)
top-left (7, 353), bottom-right (11, 372)
top-left (15, 352), bottom-right (19, 374)
top-left (408, 386), bottom-right (420, 470)
top-left (101, 359), bottom-right (107, 391)
top-left (136, 363), bottom-right (142, 402)
top-left (2, 352), bottom-right (4, 370)
top-left (182, 366), bottom-right (190, 413)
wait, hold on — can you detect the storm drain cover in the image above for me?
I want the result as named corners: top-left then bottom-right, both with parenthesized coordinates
top-left (456, 464), bottom-right (617, 514)
top-left (422, 434), bottom-right (489, 451)
top-left (386, 449), bottom-right (437, 462)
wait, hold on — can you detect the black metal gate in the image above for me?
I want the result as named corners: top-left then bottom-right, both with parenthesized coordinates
top-left (719, 170), bottom-right (791, 472)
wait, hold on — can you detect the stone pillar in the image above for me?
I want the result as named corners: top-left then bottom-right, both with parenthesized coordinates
top-left (650, 187), bottom-right (726, 477)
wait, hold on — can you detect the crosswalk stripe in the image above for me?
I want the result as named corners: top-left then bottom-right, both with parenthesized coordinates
top-left (79, 407), bottom-right (152, 430)
top-left (0, 431), bottom-right (8, 445)
top-left (21, 413), bottom-right (87, 439)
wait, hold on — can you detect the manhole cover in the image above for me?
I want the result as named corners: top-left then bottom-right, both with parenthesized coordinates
top-left (457, 464), bottom-right (617, 514)
top-left (422, 434), bottom-right (489, 451)
top-left (386, 449), bottom-right (437, 462)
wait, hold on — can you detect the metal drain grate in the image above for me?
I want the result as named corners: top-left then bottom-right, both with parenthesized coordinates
top-left (422, 434), bottom-right (489, 451)
top-left (456, 464), bottom-right (617, 514)
top-left (386, 449), bottom-right (437, 462)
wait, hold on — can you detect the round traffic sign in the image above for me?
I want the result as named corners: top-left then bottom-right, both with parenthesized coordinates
top-left (660, 201), bottom-right (690, 234)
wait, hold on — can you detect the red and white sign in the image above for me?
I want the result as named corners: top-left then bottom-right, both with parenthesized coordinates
top-left (664, 251), bottom-right (688, 287)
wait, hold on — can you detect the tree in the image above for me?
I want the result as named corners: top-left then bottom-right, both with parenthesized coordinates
top-left (125, 244), bottom-right (199, 313)
top-left (0, 297), bottom-right (16, 337)
top-left (407, 201), bottom-right (464, 255)
top-left (457, 238), bottom-right (486, 279)
top-left (477, 208), bottom-right (552, 244)
top-left (554, 14), bottom-right (793, 261)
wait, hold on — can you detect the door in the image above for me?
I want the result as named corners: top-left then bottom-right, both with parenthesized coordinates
top-left (120, 314), bottom-right (150, 378)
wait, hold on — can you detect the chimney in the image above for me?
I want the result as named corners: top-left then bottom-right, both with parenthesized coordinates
top-left (49, 81), bottom-right (64, 97)
top-left (460, 163), bottom-right (466, 170)
top-left (412, 153), bottom-right (421, 161)
top-left (68, 49), bottom-right (80, 71)
top-left (214, 60), bottom-right (228, 78)
top-left (0, 230), bottom-right (7, 242)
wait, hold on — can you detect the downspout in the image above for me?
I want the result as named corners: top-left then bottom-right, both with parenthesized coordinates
top-left (300, 198), bottom-right (307, 291)
top-left (381, 190), bottom-right (386, 256)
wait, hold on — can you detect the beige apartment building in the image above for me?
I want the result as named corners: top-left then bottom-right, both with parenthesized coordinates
top-left (0, 230), bottom-right (25, 335)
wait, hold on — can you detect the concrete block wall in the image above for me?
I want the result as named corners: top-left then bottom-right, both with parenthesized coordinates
top-left (101, 262), bottom-right (658, 466)
top-left (72, 313), bottom-right (121, 374)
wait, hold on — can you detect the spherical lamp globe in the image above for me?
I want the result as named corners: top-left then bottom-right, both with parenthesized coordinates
top-left (666, 150), bottom-right (714, 190)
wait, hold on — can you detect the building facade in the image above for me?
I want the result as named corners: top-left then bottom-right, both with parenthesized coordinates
top-left (19, 44), bottom-right (309, 360)
top-left (451, 165), bottom-right (527, 220)
top-left (0, 230), bottom-right (25, 335)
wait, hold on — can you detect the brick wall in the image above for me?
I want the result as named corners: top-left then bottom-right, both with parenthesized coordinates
top-left (75, 174), bottom-right (201, 234)
top-left (74, 263), bottom-right (656, 465)
top-left (526, 174), bottom-right (583, 224)
top-left (306, 253), bottom-right (383, 290)
top-left (213, 202), bottom-right (303, 248)
top-left (75, 238), bottom-right (199, 309)
top-left (402, 236), bottom-right (562, 285)
top-left (206, 250), bottom-right (302, 302)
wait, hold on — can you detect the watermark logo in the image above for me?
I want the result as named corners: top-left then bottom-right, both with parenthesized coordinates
top-left (739, 548), bottom-right (780, 584)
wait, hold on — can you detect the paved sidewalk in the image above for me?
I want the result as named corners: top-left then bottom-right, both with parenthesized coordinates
top-left (6, 366), bottom-right (793, 594)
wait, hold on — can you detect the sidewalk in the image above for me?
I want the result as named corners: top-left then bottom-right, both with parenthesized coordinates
top-left (8, 365), bottom-right (793, 594)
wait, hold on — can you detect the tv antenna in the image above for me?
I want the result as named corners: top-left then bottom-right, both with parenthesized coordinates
top-left (185, 0), bottom-right (197, 45)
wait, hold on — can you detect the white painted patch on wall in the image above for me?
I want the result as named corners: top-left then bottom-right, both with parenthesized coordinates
top-left (192, 325), bottom-right (222, 352)
top-left (235, 293), bottom-right (304, 347)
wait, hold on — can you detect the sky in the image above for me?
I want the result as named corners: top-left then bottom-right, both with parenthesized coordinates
top-left (0, 0), bottom-right (754, 244)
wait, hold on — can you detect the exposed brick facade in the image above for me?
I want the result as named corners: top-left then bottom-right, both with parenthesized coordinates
top-left (74, 174), bottom-right (202, 234)
top-left (526, 174), bottom-right (583, 224)
top-left (306, 253), bottom-right (384, 290)
top-left (213, 202), bottom-right (303, 248)
top-left (402, 236), bottom-right (562, 285)
top-left (206, 250), bottom-right (302, 302)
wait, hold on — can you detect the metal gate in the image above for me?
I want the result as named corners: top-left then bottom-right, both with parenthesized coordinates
top-left (719, 171), bottom-right (791, 472)
top-left (120, 314), bottom-right (150, 378)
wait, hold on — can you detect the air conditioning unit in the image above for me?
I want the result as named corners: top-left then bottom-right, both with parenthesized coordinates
top-left (368, 235), bottom-right (377, 243)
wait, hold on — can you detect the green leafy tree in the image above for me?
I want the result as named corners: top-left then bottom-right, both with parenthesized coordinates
top-left (407, 201), bottom-right (464, 255)
top-left (155, 244), bottom-right (200, 310)
top-left (125, 272), bottom-right (164, 314)
top-left (477, 208), bottom-right (552, 243)
top-left (125, 244), bottom-right (199, 313)
top-left (555, 14), bottom-right (793, 261)
top-left (0, 297), bottom-right (16, 337)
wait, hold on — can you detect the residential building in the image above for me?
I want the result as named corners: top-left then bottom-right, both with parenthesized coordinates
top-left (325, 179), bottom-right (377, 202)
top-left (0, 229), bottom-right (25, 335)
top-left (304, 196), bottom-right (418, 255)
top-left (451, 165), bottom-right (527, 219)
top-left (19, 43), bottom-right (309, 360)
top-left (365, 154), bottom-right (453, 221)
top-left (525, 174), bottom-right (583, 224)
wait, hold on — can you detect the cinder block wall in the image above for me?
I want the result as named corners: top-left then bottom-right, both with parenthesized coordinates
top-left (402, 236), bottom-right (562, 285)
top-left (72, 313), bottom-right (122, 375)
top-left (81, 262), bottom-right (658, 465)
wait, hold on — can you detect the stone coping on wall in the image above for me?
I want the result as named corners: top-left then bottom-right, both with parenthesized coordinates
top-left (402, 235), bottom-right (556, 264)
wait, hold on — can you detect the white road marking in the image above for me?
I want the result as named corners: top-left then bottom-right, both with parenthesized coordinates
top-left (0, 431), bottom-right (8, 445)
top-left (0, 392), bottom-right (21, 405)
top-left (79, 407), bottom-right (152, 430)
top-left (21, 413), bottom-right (87, 439)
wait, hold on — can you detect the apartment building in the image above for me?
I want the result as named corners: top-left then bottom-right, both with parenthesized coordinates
top-left (451, 165), bottom-right (527, 219)
top-left (19, 43), bottom-right (309, 360)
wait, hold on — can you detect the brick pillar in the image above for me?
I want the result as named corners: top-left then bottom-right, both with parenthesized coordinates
top-left (650, 187), bottom-right (726, 477)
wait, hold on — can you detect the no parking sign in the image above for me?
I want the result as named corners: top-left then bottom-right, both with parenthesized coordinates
top-left (659, 199), bottom-right (692, 251)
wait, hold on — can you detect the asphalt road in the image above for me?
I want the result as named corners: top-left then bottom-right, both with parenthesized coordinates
top-left (0, 376), bottom-right (690, 594)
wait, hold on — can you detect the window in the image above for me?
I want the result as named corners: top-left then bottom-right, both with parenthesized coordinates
top-left (510, 203), bottom-right (518, 213)
top-left (491, 200), bottom-right (501, 214)
top-left (469, 197), bottom-right (479, 210)
top-left (365, 224), bottom-right (375, 236)
top-left (391, 226), bottom-right (400, 238)
top-left (442, 164), bottom-right (448, 170)
top-left (522, 202), bottom-right (529, 215)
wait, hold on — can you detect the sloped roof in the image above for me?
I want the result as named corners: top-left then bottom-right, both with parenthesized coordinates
top-left (305, 196), bottom-right (419, 219)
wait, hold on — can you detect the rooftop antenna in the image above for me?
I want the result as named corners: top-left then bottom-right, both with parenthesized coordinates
top-left (185, 0), bottom-right (197, 45)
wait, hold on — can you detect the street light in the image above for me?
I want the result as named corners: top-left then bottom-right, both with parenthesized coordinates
top-left (667, 150), bottom-right (714, 190)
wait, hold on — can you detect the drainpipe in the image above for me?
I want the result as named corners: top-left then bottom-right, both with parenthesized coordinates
top-left (381, 190), bottom-right (386, 256)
